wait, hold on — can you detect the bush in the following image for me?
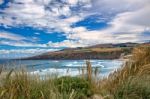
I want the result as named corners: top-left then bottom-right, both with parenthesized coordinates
top-left (55, 76), bottom-right (93, 99)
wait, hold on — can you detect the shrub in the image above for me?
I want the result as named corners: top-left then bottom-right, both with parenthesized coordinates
top-left (55, 76), bottom-right (93, 99)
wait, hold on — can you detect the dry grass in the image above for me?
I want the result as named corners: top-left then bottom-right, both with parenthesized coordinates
top-left (0, 69), bottom-right (92, 99)
top-left (91, 48), bottom-right (122, 52)
top-left (96, 46), bottom-right (150, 99)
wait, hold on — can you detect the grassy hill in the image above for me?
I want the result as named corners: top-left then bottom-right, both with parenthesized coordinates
top-left (24, 43), bottom-right (137, 60)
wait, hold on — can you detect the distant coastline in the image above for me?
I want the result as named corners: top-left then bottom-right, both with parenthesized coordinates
top-left (21, 42), bottom-right (140, 60)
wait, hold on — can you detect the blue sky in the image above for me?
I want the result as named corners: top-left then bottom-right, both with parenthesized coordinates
top-left (0, 0), bottom-right (150, 58)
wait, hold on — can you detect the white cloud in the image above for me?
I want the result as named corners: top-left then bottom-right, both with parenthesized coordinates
top-left (47, 40), bottom-right (86, 48)
top-left (121, 6), bottom-right (150, 27)
top-left (0, 32), bottom-right (27, 41)
top-left (0, 48), bottom-right (58, 54)
top-left (0, 0), bottom-right (88, 31)
top-left (65, 0), bottom-right (150, 45)
top-left (91, 0), bottom-right (149, 14)
top-left (0, 31), bottom-right (42, 47)
top-left (0, 31), bottom-right (44, 47)
top-left (0, 0), bottom-right (3, 4)
top-left (0, 0), bottom-right (150, 48)
top-left (0, 40), bottom-right (47, 47)
top-left (64, 16), bottom-right (81, 24)
top-left (34, 32), bottom-right (40, 35)
top-left (67, 0), bottom-right (78, 5)
top-left (0, 48), bottom-right (59, 58)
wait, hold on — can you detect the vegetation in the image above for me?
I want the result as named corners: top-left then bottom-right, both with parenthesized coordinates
top-left (0, 70), bottom-right (93, 99)
top-left (25, 43), bottom-right (134, 60)
top-left (0, 45), bottom-right (150, 99)
top-left (96, 45), bottom-right (150, 99)
top-left (55, 76), bottom-right (93, 99)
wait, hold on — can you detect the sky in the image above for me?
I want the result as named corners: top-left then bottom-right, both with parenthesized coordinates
top-left (0, 0), bottom-right (150, 58)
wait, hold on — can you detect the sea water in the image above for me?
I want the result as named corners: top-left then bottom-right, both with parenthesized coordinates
top-left (0, 60), bottom-right (124, 77)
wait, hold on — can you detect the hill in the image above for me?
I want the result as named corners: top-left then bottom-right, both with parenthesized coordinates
top-left (23, 43), bottom-right (139, 60)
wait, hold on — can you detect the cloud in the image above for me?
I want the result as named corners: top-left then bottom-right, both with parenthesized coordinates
top-left (66, 0), bottom-right (150, 45)
top-left (34, 32), bottom-right (40, 35)
top-left (0, 0), bottom-right (88, 31)
top-left (0, 31), bottom-right (27, 41)
top-left (67, 0), bottom-right (78, 5)
top-left (0, 40), bottom-right (47, 47)
top-left (0, 32), bottom-right (41, 47)
top-left (0, 0), bottom-right (150, 49)
top-left (0, 0), bottom-right (3, 5)
top-left (0, 31), bottom-right (45, 47)
top-left (0, 48), bottom-right (59, 58)
top-left (47, 40), bottom-right (86, 48)
top-left (120, 6), bottom-right (150, 27)
top-left (0, 48), bottom-right (59, 54)
top-left (91, 0), bottom-right (149, 14)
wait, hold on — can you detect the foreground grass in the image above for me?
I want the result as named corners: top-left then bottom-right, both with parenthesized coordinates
top-left (97, 45), bottom-right (150, 99)
top-left (0, 70), bottom-right (93, 99)
top-left (0, 45), bottom-right (150, 99)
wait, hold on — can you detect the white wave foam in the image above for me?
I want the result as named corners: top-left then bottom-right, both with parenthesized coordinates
top-left (29, 60), bottom-right (123, 77)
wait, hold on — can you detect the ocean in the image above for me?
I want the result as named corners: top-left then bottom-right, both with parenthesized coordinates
top-left (0, 59), bottom-right (124, 77)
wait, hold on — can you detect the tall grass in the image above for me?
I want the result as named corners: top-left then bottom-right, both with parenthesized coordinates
top-left (0, 69), bottom-right (93, 99)
top-left (97, 46), bottom-right (150, 99)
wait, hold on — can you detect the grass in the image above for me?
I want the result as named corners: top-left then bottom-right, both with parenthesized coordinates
top-left (96, 45), bottom-right (150, 99)
top-left (0, 45), bottom-right (150, 99)
top-left (0, 69), bottom-right (93, 99)
top-left (91, 48), bottom-right (123, 52)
